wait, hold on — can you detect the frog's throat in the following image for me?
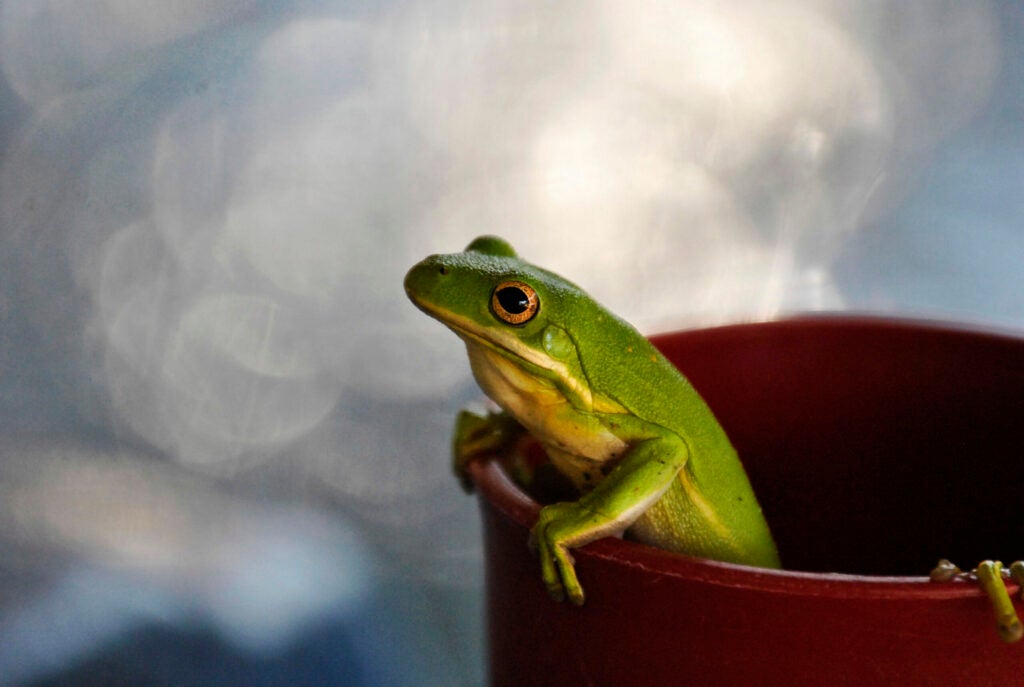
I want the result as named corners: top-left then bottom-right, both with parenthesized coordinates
top-left (417, 301), bottom-right (595, 411)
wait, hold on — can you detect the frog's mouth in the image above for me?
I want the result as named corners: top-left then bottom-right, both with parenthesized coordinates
top-left (410, 296), bottom-right (595, 410)
top-left (412, 297), bottom-right (549, 370)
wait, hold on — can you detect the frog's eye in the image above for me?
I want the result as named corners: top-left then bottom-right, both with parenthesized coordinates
top-left (491, 281), bottom-right (539, 325)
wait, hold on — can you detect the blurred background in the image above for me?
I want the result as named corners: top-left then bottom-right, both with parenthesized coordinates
top-left (0, 1), bottom-right (1021, 684)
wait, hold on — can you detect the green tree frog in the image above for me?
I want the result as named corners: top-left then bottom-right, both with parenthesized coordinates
top-left (405, 236), bottom-right (780, 605)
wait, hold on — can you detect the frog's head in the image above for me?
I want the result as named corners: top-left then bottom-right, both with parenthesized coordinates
top-left (404, 235), bottom-right (585, 379)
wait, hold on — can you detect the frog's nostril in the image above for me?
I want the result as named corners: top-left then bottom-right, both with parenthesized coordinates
top-left (439, 266), bottom-right (448, 276)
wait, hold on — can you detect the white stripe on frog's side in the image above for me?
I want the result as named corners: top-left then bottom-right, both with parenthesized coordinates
top-left (677, 467), bottom-right (735, 546)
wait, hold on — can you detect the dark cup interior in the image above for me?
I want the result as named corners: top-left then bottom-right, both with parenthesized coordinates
top-left (651, 317), bottom-right (1024, 576)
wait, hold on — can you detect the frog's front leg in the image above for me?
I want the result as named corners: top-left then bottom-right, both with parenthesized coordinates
top-left (452, 406), bottom-right (524, 492)
top-left (530, 433), bottom-right (687, 605)
top-left (931, 559), bottom-right (1024, 642)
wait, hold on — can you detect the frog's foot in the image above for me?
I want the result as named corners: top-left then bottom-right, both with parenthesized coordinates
top-left (529, 499), bottom-right (630, 606)
top-left (931, 559), bottom-right (1024, 643)
top-left (452, 406), bottom-right (522, 492)
top-left (529, 501), bottom-right (588, 605)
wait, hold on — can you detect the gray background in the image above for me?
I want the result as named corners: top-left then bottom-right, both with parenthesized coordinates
top-left (0, 1), bottom-right (1021, 685)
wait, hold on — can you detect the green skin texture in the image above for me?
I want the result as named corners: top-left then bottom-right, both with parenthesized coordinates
top-left (405, 235), bottom-right (780, 605)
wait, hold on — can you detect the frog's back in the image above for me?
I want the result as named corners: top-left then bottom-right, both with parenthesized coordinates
top-left (570, 303), bottom-right (780, 568)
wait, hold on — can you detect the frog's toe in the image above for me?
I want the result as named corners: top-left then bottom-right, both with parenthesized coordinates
top-left (929, 558), bottom-right (961, 582)
top-left (557, 553), bottom-right (584, 606)
top-left (1010, 561), bottom-right (1024, 599)
top-left (977, 560), bottom-right (1023, 643)
top-left (544, 574), bottom-right (566, 603)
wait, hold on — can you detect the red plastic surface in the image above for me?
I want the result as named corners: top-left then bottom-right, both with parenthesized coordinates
top-left (469, 316), bottom-right (1024, 686)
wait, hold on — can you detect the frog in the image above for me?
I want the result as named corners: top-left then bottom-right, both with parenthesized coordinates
top-left (404, 235), bottom-right (780, 605)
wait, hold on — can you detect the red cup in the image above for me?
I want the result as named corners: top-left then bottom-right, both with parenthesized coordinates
top-left (468, 317), bottom-right (1024, 686)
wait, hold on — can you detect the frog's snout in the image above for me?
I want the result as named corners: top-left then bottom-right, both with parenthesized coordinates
top-left (404, 254), bottom-right (447, 303)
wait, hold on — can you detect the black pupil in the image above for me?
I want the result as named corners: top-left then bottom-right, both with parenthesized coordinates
top-left (496, 286), bottom-right (530, 314)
